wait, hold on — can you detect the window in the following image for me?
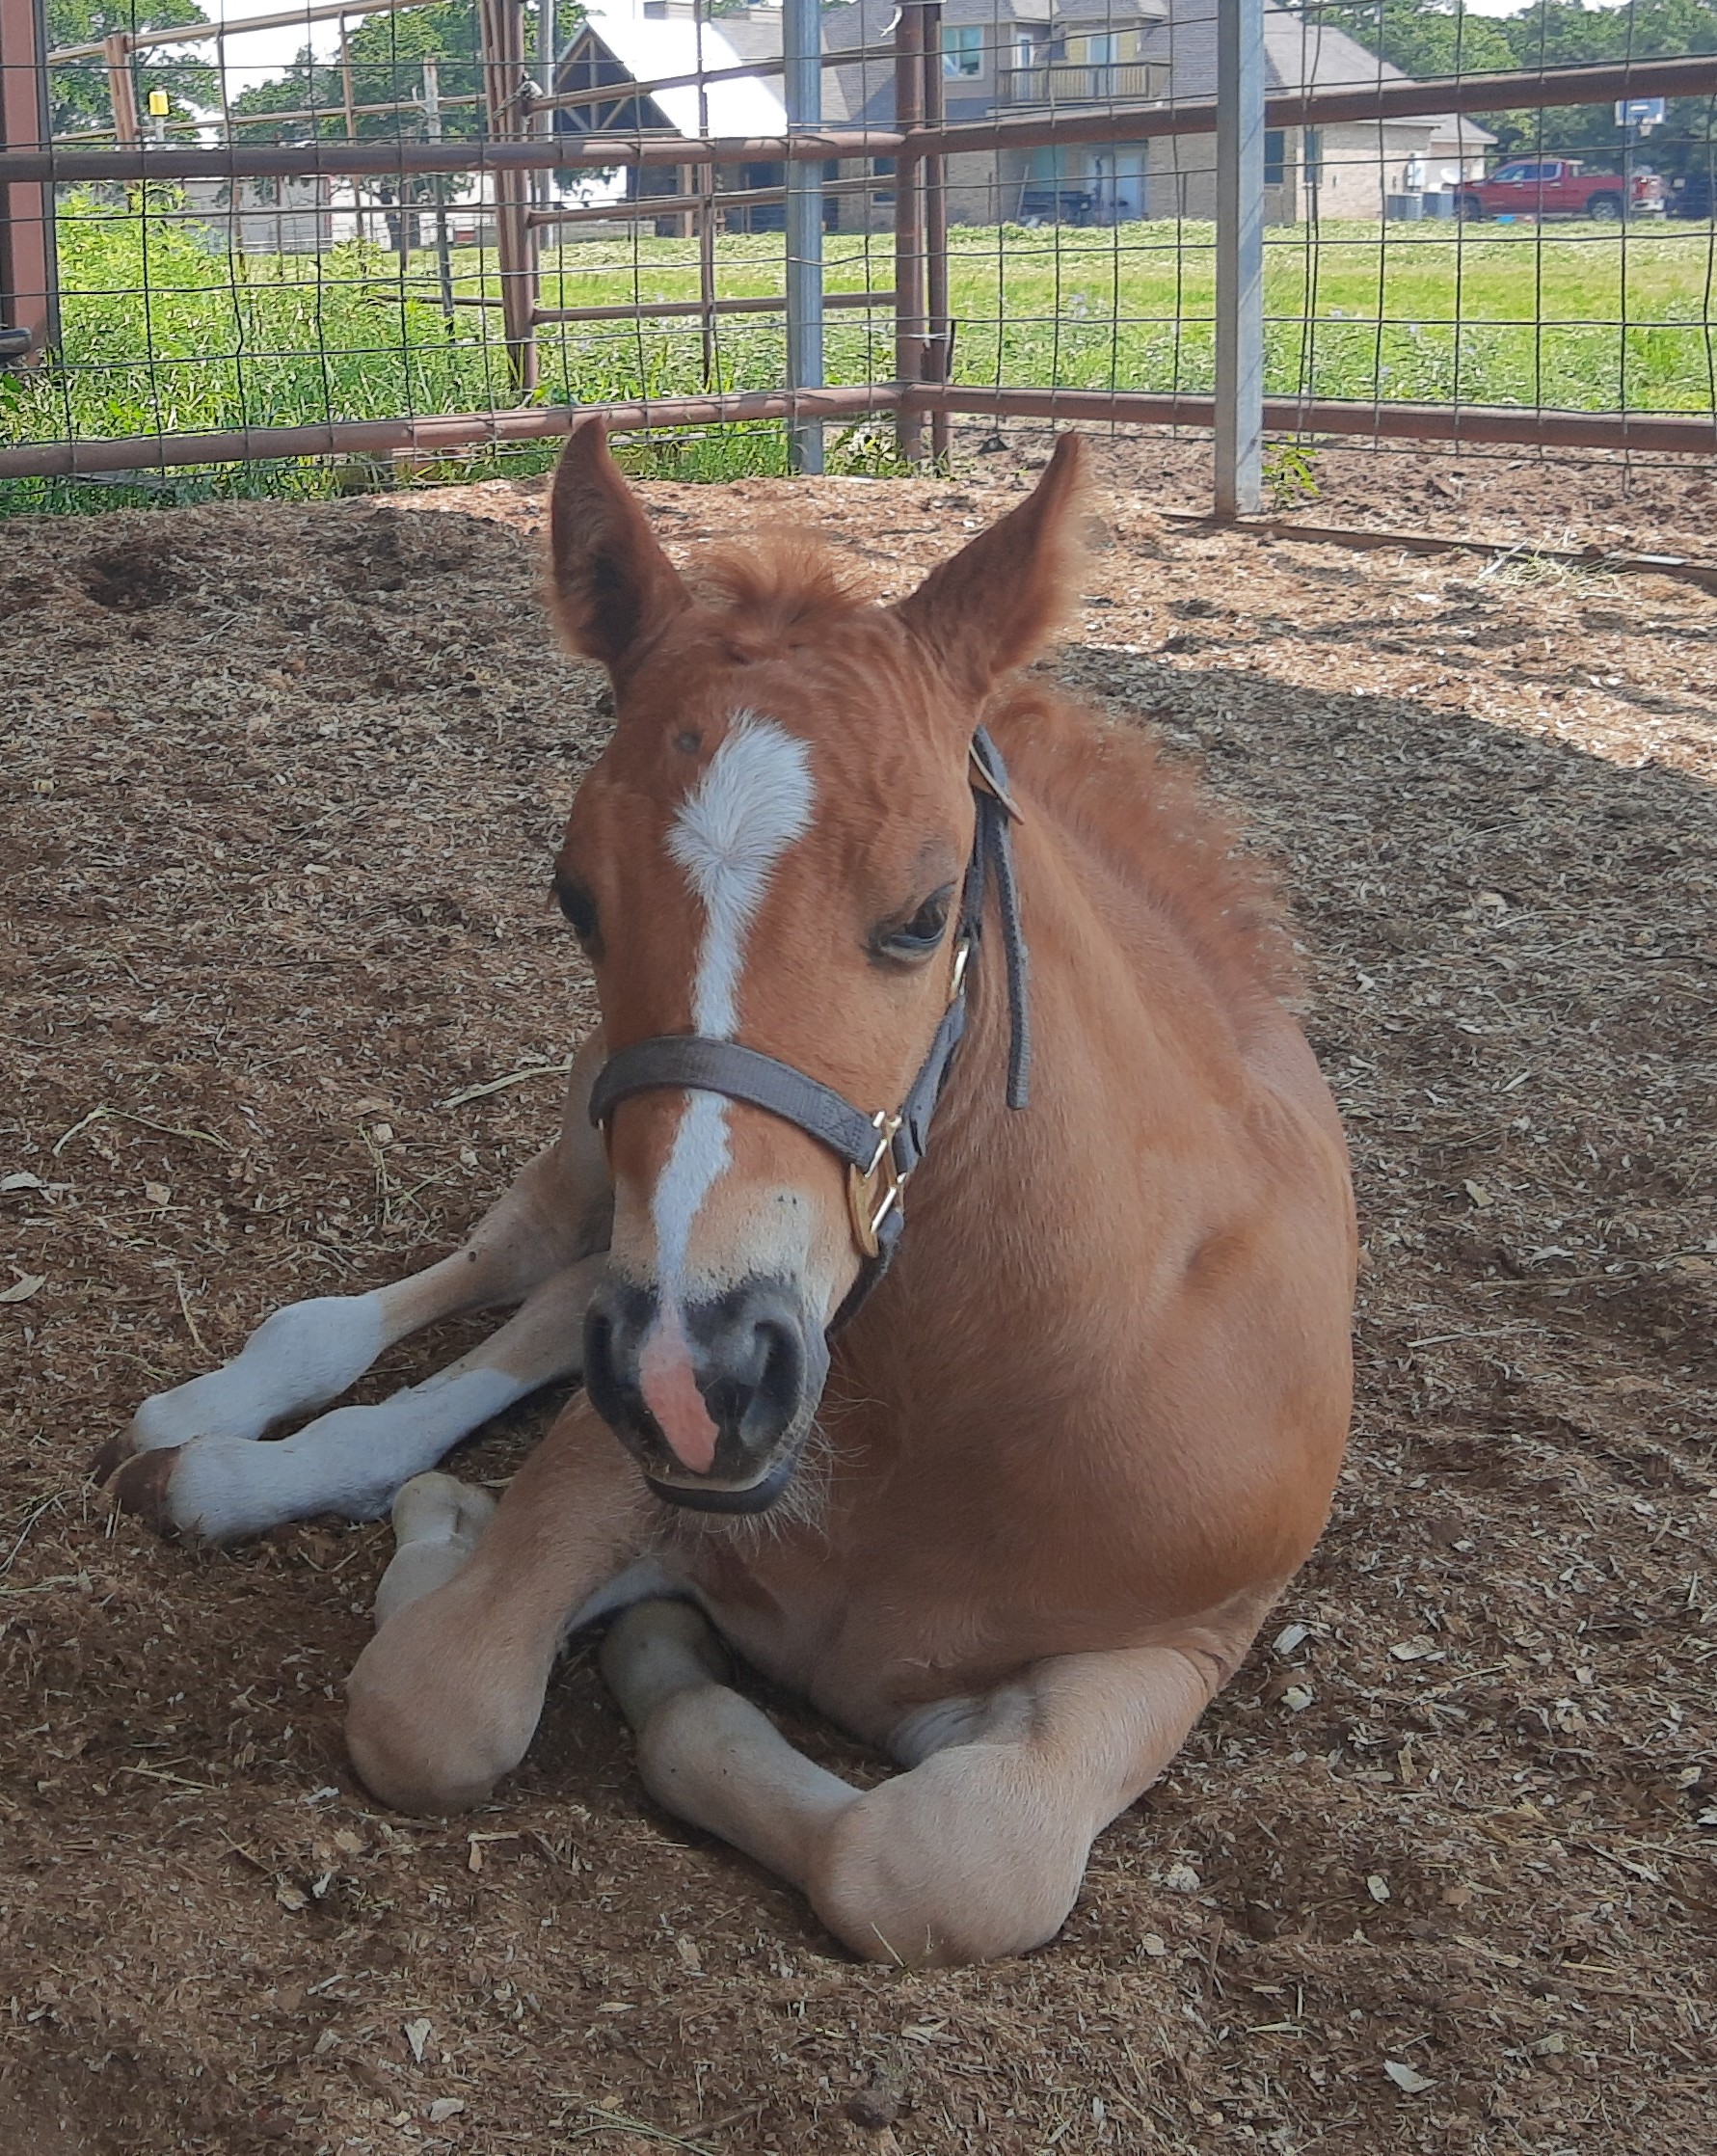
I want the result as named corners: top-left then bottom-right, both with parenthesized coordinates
top-left (943, 25), bottom-right (983, 77)
top-left (1083, 32), bottom-right (1119, 66)
top-left (1265, 129), bottom-right (1285, 188)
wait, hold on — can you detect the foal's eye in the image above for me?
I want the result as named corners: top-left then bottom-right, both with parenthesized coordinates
top-left (554, 878), bottom-right (599, 944)
top-left (874, 886), bottom-right (953, 962)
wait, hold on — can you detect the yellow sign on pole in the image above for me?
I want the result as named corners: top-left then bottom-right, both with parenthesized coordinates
top-left (148, 88), bottom-right (170, 117)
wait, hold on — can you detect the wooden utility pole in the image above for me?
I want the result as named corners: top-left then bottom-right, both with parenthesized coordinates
top-left (104, 28), bottom-right (139, 143)
top-left (479, 0), bottom-right (538, 396)
top-left (0, 0), bottom-right (56, 358)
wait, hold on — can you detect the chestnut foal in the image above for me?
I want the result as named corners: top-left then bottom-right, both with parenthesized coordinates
top-left (109, 424), bottom-right (1355, 1964)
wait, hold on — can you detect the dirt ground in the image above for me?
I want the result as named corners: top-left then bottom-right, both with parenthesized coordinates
top-left (2, 445), bottom-right (1714, 2156)
top-left (958, 425), bottom-right (1717, 567)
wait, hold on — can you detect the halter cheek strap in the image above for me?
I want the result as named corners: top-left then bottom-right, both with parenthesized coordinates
top-left (586, 726), bottom-right (1032, 1332)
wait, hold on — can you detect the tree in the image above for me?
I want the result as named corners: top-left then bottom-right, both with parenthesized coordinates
top-left (230, 0), bottom-right (586, 147)
top-left (1300, 0), bottom-right (1717, 179)
top-left (45, 0), bottom-right (218, 136)
top-left (1493, 0), bottom-right (1717, 175)
top-left (1295, 1), bottom-right (1516, 81)
top-left (228, 0), bottom-right (584, 245)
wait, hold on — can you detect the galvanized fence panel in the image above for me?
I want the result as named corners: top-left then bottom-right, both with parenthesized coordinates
top-left (2, 0), bottom-right (1715, 511)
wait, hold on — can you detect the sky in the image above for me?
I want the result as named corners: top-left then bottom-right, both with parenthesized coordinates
top-left (195, 0), bottom-right (365, 90)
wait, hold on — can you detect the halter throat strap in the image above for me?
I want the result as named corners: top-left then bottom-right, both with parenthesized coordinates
top-left (586, 725), bottom-right (1031, 1328)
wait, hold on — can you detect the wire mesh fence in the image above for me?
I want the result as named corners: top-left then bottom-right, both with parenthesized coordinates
top-left (2, 0), bottom-right (1715, 515)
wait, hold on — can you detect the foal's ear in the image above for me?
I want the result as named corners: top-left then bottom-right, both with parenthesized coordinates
top-left (548, 418), bottom-right (691, 674)
top-left (894, 432), bottom-right (1086, 696)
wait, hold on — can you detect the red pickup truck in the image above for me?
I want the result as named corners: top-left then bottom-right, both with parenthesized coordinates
top-left (1460, 157), bottom-right (1665, 222)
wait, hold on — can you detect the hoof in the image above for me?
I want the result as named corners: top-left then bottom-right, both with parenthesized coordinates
top-left (92, 1424), bottom-right (142, 1484)
top-left (391, 1470), bottom-right (496, 1548)
top-left (107, 1444), bottom-right (183, 1537)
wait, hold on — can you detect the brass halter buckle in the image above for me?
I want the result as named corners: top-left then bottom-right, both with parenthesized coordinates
top-left (847, 1110), bottom-right (905, 1260)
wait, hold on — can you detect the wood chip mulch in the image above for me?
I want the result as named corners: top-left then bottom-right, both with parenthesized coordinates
top-left (1, 451), bottom-right (1712, 2155)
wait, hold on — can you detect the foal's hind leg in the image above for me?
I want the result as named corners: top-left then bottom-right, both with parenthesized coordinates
top-left (103, 1038), bottom-right (610, 1536)
top-left (109, 1255), bottom-right (603, 1542)
top-left (601, 1604), bottom-right (1239, 1965)
top-left (109, 1036), bottom-right (609, 1469)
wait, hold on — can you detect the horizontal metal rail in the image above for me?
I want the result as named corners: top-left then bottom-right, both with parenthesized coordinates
top-left (9, 382), bottom-right (1711, 485)
top-left (57, 94), bottom-right (485, 141)
top-left (0, 385), bottom-right (901, 482)
top-left (528, 173), bottom-right (881, 229)
top-left (226, 94), bottom-right (483, 129)
top-left (909, 385), bottom-right (1717, 455)
top-left (0, 129), bottom-right (901, 184)
top-left (531, 287), bottom-right (894, 325)
top-left (12, 52), bottom-right (1717, 183)
top-left (897, 52), bottom-right (1717, 160)
top-left (1159, 510), bottom-right (1717, 594)
top-left (532, 40), bottom-right (899, 116)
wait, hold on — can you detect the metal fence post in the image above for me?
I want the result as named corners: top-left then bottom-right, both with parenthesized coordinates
top-left (784, 0), bottom-right (824, 474)
top-left (893, 0), bottom-right (926, 467)
top-left (921, 0), bottom-right (950, 468)
top-left (536, 0), bottom-right (554, 218)
top-left (1214, 0), bottom-right (1263, 518)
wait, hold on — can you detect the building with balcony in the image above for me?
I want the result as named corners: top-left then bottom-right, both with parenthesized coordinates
top-left (550, 0), bottom-right (1491, 233)
top-left (823, 0), bottom-right (1491, 226)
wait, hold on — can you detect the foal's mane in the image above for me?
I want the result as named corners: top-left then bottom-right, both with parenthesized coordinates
top-left (996, 683), bottom-right (1299, 1017)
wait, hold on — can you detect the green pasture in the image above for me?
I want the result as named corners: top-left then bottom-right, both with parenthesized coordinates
top-left (4, 190), bottom-right (1714, 509)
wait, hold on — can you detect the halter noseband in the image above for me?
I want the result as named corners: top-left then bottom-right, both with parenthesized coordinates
top-left (586, 726), bottom-right (1032, 1333)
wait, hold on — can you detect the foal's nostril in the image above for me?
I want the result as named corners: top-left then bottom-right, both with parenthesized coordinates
top-left (704, 1299), bottom-right (805, 1450)
top-left (745, 1309), bottom-right (806, 1449)
top-left (581, 1278), bottom-right (653, 1445)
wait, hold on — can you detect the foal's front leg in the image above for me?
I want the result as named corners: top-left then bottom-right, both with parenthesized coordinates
top-left (346, 1400), bottom-right (657, 1813)
top-left (600, 1606), bottom-right (1246, 1965)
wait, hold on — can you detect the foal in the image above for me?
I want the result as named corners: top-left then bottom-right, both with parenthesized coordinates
top-left (110, 424), bottom-right (1355, 1964)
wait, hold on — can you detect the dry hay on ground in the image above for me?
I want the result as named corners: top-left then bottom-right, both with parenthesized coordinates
top-left (1, 456), bottom-right (1713, 2156)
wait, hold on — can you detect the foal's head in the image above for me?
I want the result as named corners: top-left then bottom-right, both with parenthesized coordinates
top-left (549, 420), bottom-right (1083, 1509)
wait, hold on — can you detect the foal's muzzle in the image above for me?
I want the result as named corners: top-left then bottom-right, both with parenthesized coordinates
top-left (582, 1274), bottom-right (828, 1513)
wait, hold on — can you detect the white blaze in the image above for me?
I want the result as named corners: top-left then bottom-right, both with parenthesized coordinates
top-left (649, 712), bottom-right (816, 1295)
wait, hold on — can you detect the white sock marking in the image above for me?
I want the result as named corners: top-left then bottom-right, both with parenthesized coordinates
top-left (132, 1291), bottom-right (387, 1449)
top-left (159, 1365), bottom-right (524, 1542)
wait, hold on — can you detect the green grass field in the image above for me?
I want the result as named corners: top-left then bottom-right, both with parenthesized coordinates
top-left (4, 188), bottom-right (1714, 509)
